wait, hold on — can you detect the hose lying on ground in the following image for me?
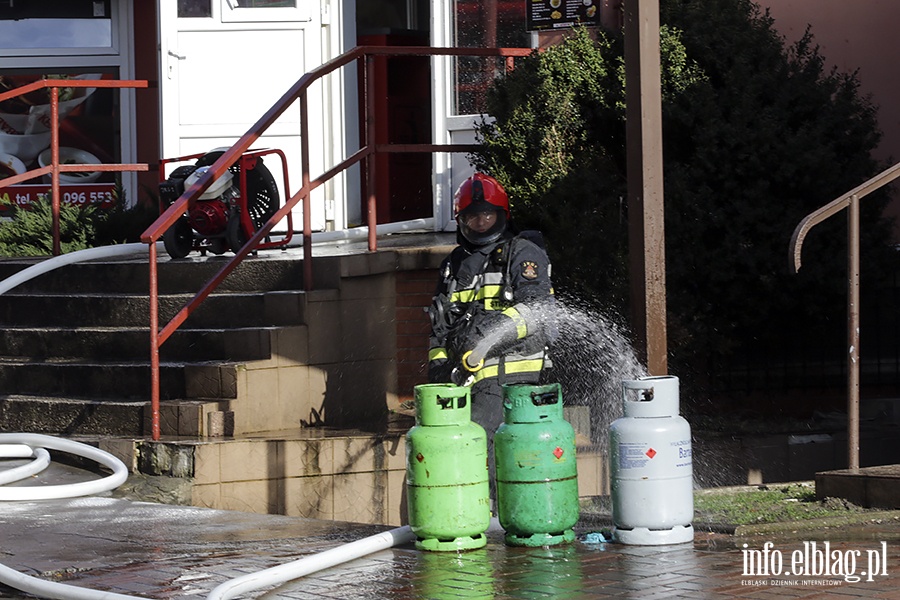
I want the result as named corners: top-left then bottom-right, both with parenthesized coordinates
top-left (206, 526), bottom-right (416, 600)
top-left (0, 524), bottom-right (415, 600)
top-left (0, 433), bottom-right (128, 501)
top-left (0, 433), bottom-right (416, 600)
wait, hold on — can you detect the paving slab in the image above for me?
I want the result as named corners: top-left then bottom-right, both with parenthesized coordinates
top-left (2, 495), bottom-right (900, 599)
top-left (2, 451), bottom-right (900, 599)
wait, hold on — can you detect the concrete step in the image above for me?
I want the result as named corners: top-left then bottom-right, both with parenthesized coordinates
top-left (0, 254), bottom-right (317, 295)
top-left (0, 360), bottom-right (195, 400)
top-left (0, 395), bottom-right (147, 436)
top-left (0, 290), bottom-right (308, 328)
top-left (0, 325), bottom-right (292, 362)
top-left (97, 433), bottom-right (610, 526)
top-left (816, 465), bottom-right (900, 509)
top-left (0, 395), bottom-right (236, 437)
top-left (0, 326), bottom-right (312, 435)
top-left (0, 242), bottom-right (405, 438)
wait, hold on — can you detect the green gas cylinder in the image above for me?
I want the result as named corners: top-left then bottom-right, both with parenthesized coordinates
top-left (494, 383), bottom-right (579, 547)
top-left (406, 383), bottom-right (490, 551)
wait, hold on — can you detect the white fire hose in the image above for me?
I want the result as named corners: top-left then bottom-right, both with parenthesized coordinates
top-left (0, 433), bottom-right (414, 600)
top-left (0, 233), bottom-right (431, 599)
top-left (0, 433), bottom-right (128, 501)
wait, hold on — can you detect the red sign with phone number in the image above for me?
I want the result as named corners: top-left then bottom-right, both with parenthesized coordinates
top-left (0, 183), bottom-right (117, 215)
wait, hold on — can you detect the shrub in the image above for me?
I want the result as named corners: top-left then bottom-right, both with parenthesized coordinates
top-left (471, 3), bottom-right (897, 407)
top-left (0, 197), bottom-right (99, 256)
top-left (0, 183), bottom-right (159, 257)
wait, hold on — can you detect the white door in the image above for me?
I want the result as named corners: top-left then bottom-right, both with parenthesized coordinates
top-left (430, 0), bottom-right (534, 231)
top-left (431, 0), bottom-right (470, 232)
top-left (158, 0), bottom-right (338, 231)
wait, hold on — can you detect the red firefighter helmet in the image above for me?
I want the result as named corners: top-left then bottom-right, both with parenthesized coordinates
top-left (453, 173), bottom-right (510, 245)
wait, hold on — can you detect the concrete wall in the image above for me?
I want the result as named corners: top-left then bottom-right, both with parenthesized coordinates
top-left (319, 244), bottom-right (454, 424)
top-left (763, 0), bottom-right (900, 235)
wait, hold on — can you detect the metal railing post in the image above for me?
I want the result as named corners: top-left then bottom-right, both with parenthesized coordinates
top-left (300, 91), bottom-right (313, 291)
top-left (366, 55), bottom-right (378, 252)
top-left (149, 242), bottom-right (161, 441)
top-left (49, 87), bottom-right (61, 256)
top-left (847, 194), bottom-right (860, 470)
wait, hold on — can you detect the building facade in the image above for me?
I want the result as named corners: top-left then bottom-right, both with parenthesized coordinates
top-left (1, 1), bottom-right (897, 235)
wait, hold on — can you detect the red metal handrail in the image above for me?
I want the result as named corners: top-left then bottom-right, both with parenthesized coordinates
top-left (0, 78), bottom-right (149, 255)
top-left (140, 45), bottom-right (531, 440)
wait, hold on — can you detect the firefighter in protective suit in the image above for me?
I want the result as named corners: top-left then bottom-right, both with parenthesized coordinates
top-left (427, 173), bottom-right (557, 457)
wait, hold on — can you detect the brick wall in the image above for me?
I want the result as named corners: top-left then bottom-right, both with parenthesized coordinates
top-left (395, 269), bottom-right (437, 402)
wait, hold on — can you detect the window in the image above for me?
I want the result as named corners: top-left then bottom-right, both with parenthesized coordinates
top-left (221, 0), bottom-right (310, 22)
top-left (0, 69), bottom-right (122, 213)
top-left (234, 1), bottom-right (296, 6)
top-left (178, 0), bottom-right (212, 18)
top-left (178, 1), bottom-right (308, 20)
top-left (0, 0), bottom-right (113, 51)
top-left (453, 0), bottom-right (527, 115)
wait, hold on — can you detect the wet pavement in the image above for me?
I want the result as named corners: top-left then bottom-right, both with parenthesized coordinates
top-left (2, 455), bottom-right (900, 599)
top-left (2, 489), bottom-right (900, 599)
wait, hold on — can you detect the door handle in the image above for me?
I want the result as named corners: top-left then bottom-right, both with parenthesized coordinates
top-left (166, 48), bottom-right (186, 79)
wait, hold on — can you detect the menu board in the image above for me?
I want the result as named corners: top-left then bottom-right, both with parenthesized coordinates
top-left (0, 71), bottom-right (119, 215)
top-left (527, 0), bottom-right (600, 31)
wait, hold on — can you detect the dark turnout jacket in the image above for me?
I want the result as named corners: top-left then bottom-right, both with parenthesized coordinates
top-left (427, 231), bottom-right (557, 387)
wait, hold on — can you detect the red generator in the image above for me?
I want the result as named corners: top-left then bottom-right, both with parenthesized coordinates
top-left (158, 148), bottom-right (292, 258)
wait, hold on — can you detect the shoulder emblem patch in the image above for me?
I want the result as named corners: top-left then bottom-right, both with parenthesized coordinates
top-left (521, 261), bottom-right (539, 280)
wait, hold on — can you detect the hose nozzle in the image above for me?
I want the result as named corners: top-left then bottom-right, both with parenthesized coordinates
top-left (461, 350), bottom-right (485, 372)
